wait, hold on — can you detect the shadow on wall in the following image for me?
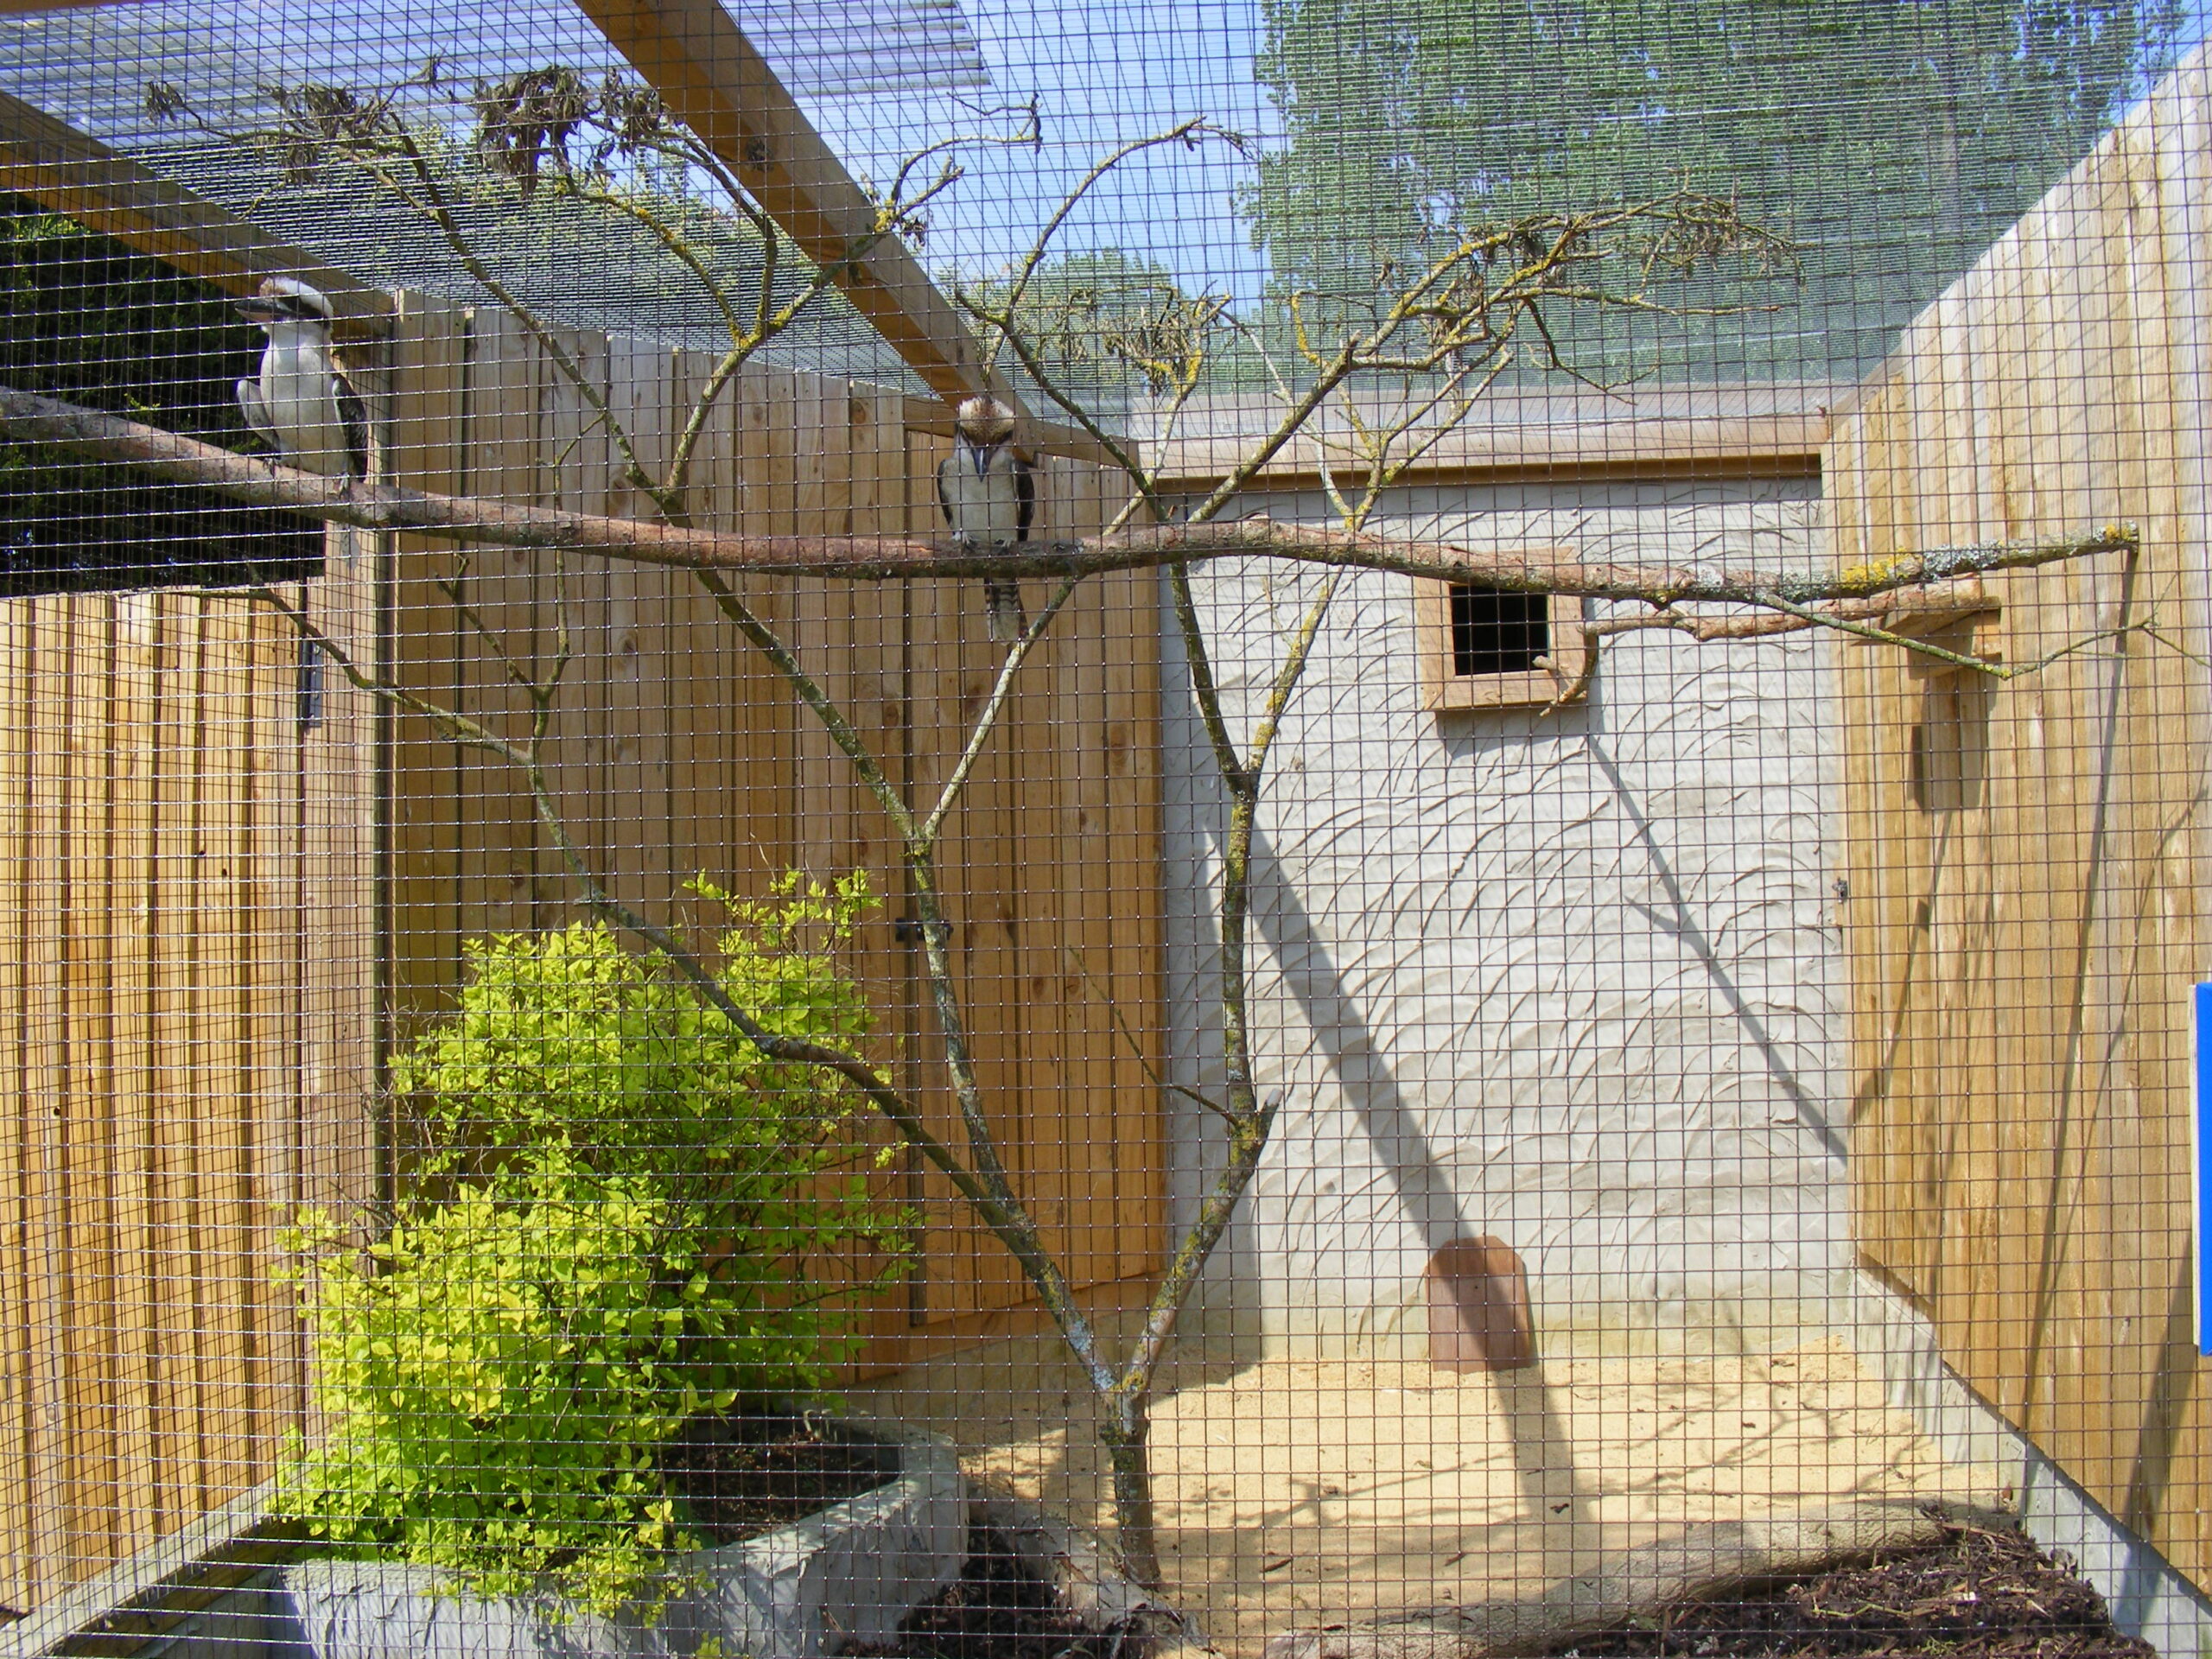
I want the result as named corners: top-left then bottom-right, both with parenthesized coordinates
top-left (1580, 733), bottom-right (1848, 1169)
top-left (1166, 669), bottom-right (1847, 1362)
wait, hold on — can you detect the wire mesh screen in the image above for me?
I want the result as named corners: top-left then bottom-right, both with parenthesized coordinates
top-left (0, 1), bottom-right (2208, 1656)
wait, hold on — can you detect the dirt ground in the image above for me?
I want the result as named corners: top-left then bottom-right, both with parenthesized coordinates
top-left (849, 1332), bottom-right (1999, 1657)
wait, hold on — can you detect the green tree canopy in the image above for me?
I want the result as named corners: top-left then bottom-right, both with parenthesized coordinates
top-left (1246, 0), bottom-right (2183, 380)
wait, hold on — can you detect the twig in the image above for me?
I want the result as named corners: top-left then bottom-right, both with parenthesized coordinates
top-left (1064, 944), bottom-right (1239, 1126)
top-left (976, 118), bottom-right (1237, 379)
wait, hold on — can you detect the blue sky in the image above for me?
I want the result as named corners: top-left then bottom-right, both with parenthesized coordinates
top-left (802, 0), bottom-right (2212, 314)
top-left (804, 0), bottom-right (1281, 308)
top-left (11, 0), bottom-right (2205, 326)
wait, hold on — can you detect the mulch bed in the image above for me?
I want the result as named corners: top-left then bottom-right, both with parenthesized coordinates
top-left (1554, 1520), bottom-right (2157, 1659)
top-left (658, 1430), bottom-right (2158, 1659)
top-left (868, 1515), bottom-right (2158, 1659)
top-left (850, 1523), bottom-right (1127, 1659)
top-left (660, 1408), bottom-right (899, 1544)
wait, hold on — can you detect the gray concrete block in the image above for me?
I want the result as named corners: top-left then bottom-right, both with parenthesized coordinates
top-left (143, 1420), bottom-right (964, 1659)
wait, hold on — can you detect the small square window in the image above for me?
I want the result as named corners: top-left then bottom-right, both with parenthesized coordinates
top-left (1414, 556), bottom-right (1588, 711)
top-left (1449, 584), bottom-right (1550, 677)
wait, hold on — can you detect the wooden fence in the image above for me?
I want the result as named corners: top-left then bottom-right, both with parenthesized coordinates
top-left (0, 296), bottom-right (1167, 1612)
top-left (1830, 54), bottom-right (2212, 1589)
top-left (0, 557), bottom-right (379, 1615)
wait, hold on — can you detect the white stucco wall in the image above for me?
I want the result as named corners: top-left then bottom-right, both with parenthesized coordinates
top-left (1159, 478), bottom-right (1853, 1357)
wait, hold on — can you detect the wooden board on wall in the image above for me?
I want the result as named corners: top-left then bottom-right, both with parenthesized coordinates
top-left (1832, 54), bottom-right (2212, 1592)
top-left (373, 308), bottom-right (1169, 1365)
top-left (0, 582), bottom-right (377, 1611)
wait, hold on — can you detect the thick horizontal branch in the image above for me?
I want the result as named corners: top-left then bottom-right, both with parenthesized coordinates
top-left (0, 385), bottom-right (2137, 612)
top-left (1592, 585), bottom-right (1997, 643)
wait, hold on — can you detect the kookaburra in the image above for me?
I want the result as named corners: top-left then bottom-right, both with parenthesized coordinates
top-left (234, 277), bottom-right (368, 480)
top-left (936, 395), bottom-right (1035, 643)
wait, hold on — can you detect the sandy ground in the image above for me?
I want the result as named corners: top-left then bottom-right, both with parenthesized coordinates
top-left (849, 1333), bottom-right (1998, 1656)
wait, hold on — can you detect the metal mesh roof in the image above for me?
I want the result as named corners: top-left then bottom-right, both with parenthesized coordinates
top-left (0, 0), bottom-right (988, 143)
top-left (0, 0), bottom-right (992, 385)
top-left (0, 0), bottom-right (2188, 401)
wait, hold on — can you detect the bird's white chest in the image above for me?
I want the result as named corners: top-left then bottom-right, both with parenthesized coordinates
top-left (941, 448), bottom-right (1025, 543)
top-left (257, 332), bottom-right (350, 475)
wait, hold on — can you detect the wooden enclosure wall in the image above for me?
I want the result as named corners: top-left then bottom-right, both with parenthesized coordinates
top-left (0, 549), bottom-right (379, 1613)
top-left (381, 293), bottom-right (1167, 1358)
top-left (0, 296), bottom-right (1164, 1614)
top-left (1830, 55), bottom-right (2212, 1587)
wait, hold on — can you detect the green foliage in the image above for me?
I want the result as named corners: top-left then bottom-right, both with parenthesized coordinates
top-left (965, 250), bottom-right (1250, 402)
top-left (395, 872), bottom-right (881, 1192)
top-left (1246, 0), bottom-right (2183, 379)
top-left (281, 873), bottom-right (908, 1613)
top-left (143, 69), bottom-right (846, 363)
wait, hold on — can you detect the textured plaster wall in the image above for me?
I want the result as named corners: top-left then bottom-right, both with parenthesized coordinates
top-left (1159, 478), bottom-right (1853, 1357)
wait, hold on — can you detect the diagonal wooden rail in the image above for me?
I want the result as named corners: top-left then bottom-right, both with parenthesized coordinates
top-left (575, 0), bottom-right (1011, 409)
top-left (569, 0), bottom-right (1109, 460)
top-left (0, 89), bottom-right (394, 337)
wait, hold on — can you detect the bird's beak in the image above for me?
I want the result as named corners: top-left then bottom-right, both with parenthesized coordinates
top-left (234, 297), bottom-right (289, 324)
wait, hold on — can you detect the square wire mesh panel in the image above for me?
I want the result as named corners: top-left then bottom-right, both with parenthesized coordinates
top-left (0, 1), bottom-right (2206, 1656)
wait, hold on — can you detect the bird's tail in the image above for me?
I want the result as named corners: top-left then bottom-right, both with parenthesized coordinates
top-left (984, 579), bottom-right (1027, 644)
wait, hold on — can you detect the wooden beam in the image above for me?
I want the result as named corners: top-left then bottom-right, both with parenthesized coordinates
top-left (1142, 383), bottom-right (1840, 493)
top-left (0, 9), bottom-right (1109, 459)
top-left (1149, 443), bottom-right (1825, 497)
top-left (0, 90), bottom-right (393, 335)
top-left (575, 0), bottom-right (1065, 430)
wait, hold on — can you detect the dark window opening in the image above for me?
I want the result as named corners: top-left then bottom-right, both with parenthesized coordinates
top-left (0, 193), bottom-right (322, 599)
top-left (1449, 584), bottom-right (1548, 677)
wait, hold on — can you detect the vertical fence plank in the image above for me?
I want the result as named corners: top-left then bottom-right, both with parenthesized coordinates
top-left (1834, 82), bottom-right (2212, 1587)
top-left (296, 533), bottom-right (382, 1255)
top-left (602, 337), bottom-right (677, 924)
top-left (452, 305), bottom-right (546, 946)
top-left (196, 592), bottom-right (263, 1514)
top-left (39, 595), bottom-right (99, 1576)
top-left (63, 596), bottom-right (123, 1575)
top-left (385, 292), bottom-right (471, 1025)
top-left (0, 594), bottom-right (35, 1613)
top-left (1102, 548), bottom-right (1168, 1285)
top-left (21, 594), bottom-right (75, 1598)
top-left (105, 591), bottom-right (163, 1565)
top-left (540, 326), bottom-right (614, 906)
top-left (143, 588), bottom-right (198, 1558)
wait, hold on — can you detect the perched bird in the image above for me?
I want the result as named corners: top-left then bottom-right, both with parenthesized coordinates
top-left (937, 395), bottom-right (1035, 643)
top-left (234, 277), bottom-right (368, 480)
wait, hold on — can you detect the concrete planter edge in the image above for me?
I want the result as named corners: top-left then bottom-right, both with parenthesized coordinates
top-left (147, 1418), bottom-right (966, 1659)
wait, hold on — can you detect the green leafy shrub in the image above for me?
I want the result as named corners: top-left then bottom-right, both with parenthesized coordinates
top-left (280, 873), bottom-right (906, 1611)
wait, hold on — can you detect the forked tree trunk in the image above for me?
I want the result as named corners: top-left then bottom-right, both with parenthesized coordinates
top-left (1102, 1408), bottom-right (1164, 1589)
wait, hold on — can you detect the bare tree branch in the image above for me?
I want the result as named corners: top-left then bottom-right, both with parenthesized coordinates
top-left (245, 576), bottom-right (1117, 1400)
top-left (0, 385), bottom-right (2136, 622)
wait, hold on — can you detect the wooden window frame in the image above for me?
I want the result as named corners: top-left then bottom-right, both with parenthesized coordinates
top-left (1414, 551), bottom-right (1589, 711)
